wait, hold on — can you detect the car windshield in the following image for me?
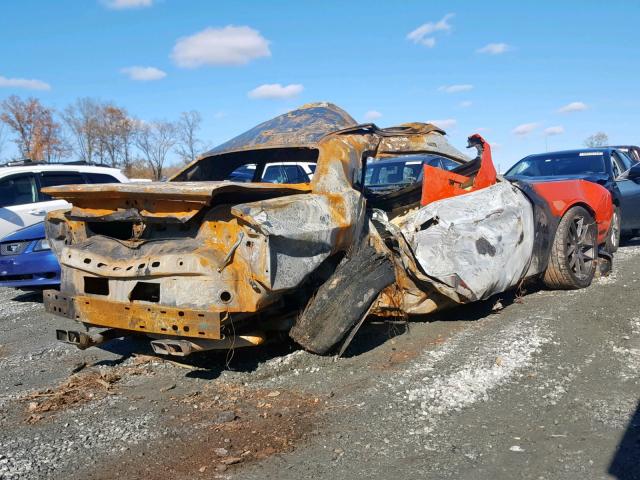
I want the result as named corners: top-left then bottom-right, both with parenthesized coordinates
top-left (506, 152), bottom-right (607, 177)
top-left (365, 155), bottom-right (451, 188)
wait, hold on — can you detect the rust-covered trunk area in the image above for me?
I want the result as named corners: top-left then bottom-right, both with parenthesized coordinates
top-left (43, 177), bottom-right (360, 341)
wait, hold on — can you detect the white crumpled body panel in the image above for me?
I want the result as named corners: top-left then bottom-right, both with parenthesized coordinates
top-left (396, 181), bottom-right (535, 302)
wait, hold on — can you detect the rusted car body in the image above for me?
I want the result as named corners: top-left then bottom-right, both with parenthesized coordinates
top-left (42, 103), bottom-right (613, 356)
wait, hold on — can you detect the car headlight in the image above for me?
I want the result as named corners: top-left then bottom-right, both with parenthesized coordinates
top-left (34, 239), bottom-right (51, 251)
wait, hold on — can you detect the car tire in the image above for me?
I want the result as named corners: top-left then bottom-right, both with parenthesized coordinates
top-left (289, 239), bottom-right (395, 355)
top-left (606, 206), bottom-right (621, 253)
top-left (543, 206), bottom-right (597, 290)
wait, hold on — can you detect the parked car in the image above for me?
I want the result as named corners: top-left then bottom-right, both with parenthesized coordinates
top-left (364, 154), bottom-right (461, 191)
top-left (0, 221), bottom-right (59, 289)
top-left (227, 162), bottom-right (316, 183)
top-left (41, 103), bottom-right (613, 358)
top-left (0, 163), bottom-right (129, 239)
top-left (611, 145), bottom-right (640, 163)
top-left (505, 148), bottom-right (640, 250)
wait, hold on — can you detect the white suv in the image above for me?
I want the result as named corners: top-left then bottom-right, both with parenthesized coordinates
top-left (227, 162), bottom-right (316, 183)
top-left (0, 163), bottom-right (129, 238)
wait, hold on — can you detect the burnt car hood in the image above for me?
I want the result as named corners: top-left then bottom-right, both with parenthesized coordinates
top-left (41, 181), bottom-right (312, 223)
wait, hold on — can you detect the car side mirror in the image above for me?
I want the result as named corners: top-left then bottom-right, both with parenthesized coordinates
top-left (626, 163), bottom-right (640, 180)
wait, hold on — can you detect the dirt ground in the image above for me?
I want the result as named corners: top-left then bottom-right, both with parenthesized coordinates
top-left (0, 242), bottom-right (639, 480)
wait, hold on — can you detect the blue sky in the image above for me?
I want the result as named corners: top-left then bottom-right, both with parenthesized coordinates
top-left (1, 0), bottom-right (638, 171)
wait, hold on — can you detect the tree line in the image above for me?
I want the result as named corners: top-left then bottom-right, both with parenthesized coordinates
top-left (0, 95), bottom-right (206, 179)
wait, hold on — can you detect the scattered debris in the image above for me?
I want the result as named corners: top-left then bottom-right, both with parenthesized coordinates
top-left (214, 411), bottom-right (237, 424)
top-left (23, 370), bottom-right (120, 422)
top-left (491, 300), bottom-right (504, 312)
top-left (214, 447), bottom-right (229, 457)
top-left (70, 361), bottom-right (87, 374)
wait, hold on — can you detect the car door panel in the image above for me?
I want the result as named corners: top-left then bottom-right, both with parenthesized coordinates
top-left (0, 173), bottom-right (41, 239)
top-left (616, 178), bottom-right (640, 231)
top-left (611, 151), bottom-right (640, 231)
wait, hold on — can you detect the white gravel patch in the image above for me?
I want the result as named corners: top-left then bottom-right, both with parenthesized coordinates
top-left (383, 316), bottom-right (552, 438)
top-left (405, 321), bottom-right (548, 417)
top-left (0, 397), bottom-right (159, 480)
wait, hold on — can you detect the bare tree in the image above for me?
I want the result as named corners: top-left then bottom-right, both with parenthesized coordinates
top-left (39, 115), bottom-right (71, 162)
top-left (0, 123), bottom-right (6, 162)
top-left (175, 110), bottom-right (204, 165)
top-left (584, 132), bottom-right (609, 148)
top-left (62, 98), bottom-right (103, 163)
top-left (118, 115), bottom-right (138, 172)
top-left (135, 120), bottom-right (177, 180)
top-left (98, 104), bottom-right (126, 168)
top-left (0, 95), bottom-right (65, 161)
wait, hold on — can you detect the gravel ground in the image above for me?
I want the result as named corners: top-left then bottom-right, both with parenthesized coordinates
top-left (0, 243), bottom-right (638, 479)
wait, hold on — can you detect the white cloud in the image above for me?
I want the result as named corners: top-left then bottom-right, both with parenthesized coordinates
top-left (120, 66), bottom-right (166, 81)
top-left (428, 118), bottom-right (456, 130)
top-left (407, 13), bottom-right (454, 48)
top-left (213, 111), bottom-right (226, 119)
top-left (459, 100), bottom-right (473, 108)
top-left (439, 84), bottom-right (473, 93)
top-left (512, 122), bottom-right (539, 136)
top-left (103, 0), bottom-right (153, 9)
top-left (172, 26), bottom-right (271, 68)
top-left (0, 75), bottom-right (50, 91)
top-left (248, 83), bottom-right (303, 100)
top-left (363, 110), bottom-right (383, 122)
top-left (477, 43), bottom-right (511, 55)
top-left (544, 125), bottom-right (564, 136)
top-left (557, 101), bottom-right (588, 113)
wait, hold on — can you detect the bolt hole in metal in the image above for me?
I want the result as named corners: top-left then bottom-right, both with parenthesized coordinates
top-left (567, 216), bottom-right (596, 280)
top-left (151, 261), bottom-right (160, 268)
top-left (219, 291), bottom-right (232, 303)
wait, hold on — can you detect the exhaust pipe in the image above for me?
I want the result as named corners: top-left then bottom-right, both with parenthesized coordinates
top-left (150, 332), bottom-right (266, 357)
top-left (56, 328), bottom-right (122, 350)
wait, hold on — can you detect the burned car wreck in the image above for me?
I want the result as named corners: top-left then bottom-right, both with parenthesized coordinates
top-left (42, 103), bottom-right (614, 357)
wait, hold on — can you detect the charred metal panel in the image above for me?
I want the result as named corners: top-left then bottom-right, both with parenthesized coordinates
top-left (232, 191), bottom-right (360, 290)
top-left (201, 102), bottom-right (356, 156)
top-left (396, 182), bottom-right (535, 302)
top-left (376, 123), bottom-right (470, 163)
top-left (42, 181), bottom-right (311, 207)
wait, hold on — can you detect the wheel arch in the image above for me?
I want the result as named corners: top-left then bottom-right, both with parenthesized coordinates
top-left (563, 201), bottom-right (597, 222)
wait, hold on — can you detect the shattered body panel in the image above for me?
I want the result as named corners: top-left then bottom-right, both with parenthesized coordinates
top-left (396, 182), bottom-right (535, 302)
top-left (42, 103), bottom-right (614, 356)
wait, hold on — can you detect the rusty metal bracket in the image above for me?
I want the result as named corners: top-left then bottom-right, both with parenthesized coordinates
top-left (218, 231), bottom-right (244, 273)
